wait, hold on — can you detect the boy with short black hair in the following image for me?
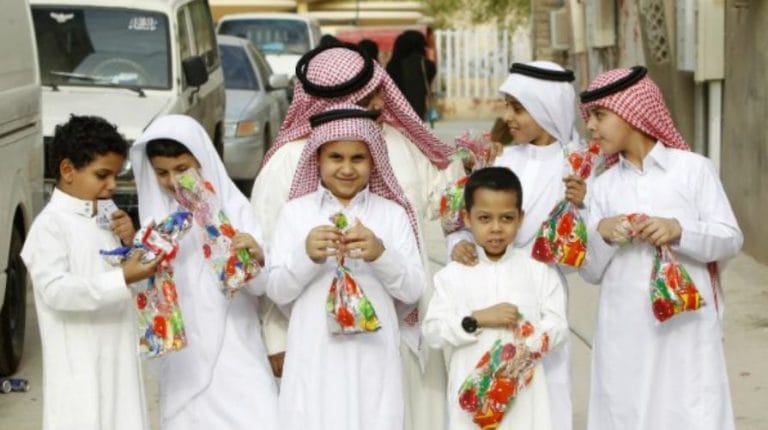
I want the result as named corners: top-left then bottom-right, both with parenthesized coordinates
top-left (21, 115), bottom-right (161, 430)
top-left (424, 166), bottom-right (568, 430)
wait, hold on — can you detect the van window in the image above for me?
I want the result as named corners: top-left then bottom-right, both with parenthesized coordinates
top-left (31, 7), bottom-right (171, 89)
top-left (219, 19), bottom-right (310, 55)
top-left (177, 9), bottom-right (192, 61)
top-left (188, 0), bottom-right (219, 71)
top-left (220, 44), bottom-right (259, 91)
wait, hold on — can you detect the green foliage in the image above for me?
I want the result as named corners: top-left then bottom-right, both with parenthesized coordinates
top-left (421, 0), bottom-right (530, 29)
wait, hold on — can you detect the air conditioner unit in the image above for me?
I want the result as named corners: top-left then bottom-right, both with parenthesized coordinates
top-left (550, 7), bottom-right (570, 51)
top-left (587, 0), bottom-right (615, 48)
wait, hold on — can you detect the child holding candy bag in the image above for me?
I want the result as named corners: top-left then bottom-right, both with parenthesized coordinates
top-left (266, 105), bottom-right (425, 430)
top-left (130, 115), bottom-right (278, 430)
top-left (21, 115), bottom-right (162, 430)
top-left (578, 66), bottom-right (743, 430)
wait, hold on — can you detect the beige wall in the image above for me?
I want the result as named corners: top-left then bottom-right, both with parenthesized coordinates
top-left (722, 0), bottom-right (768, 263)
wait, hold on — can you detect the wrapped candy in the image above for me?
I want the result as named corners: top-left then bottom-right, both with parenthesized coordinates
top-left (457, 321), bottom-right (550, 428)
top-left (438, 130), bottom-right (493, 236)
top-left (615, 213), bottom-right (704, 322)
top-left (173, 168), bottom-right (261, 297)
top-left (326, 212), bottom-right (381, 334)
top-left (531, 141), bottom-right (603, 268)
top-left (100, 211), bottom-right (193, 358)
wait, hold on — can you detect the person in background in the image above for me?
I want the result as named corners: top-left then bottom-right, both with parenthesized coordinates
top-left (386, 30), bottom-right (436, 121)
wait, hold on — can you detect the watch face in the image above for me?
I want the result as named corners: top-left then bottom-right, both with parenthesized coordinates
top-left (462, 316), bottom-right (477, 333)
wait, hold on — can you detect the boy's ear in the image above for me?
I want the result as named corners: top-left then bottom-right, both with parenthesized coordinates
top-left (461, 208), bottom-right (471, 227)
top-left (59, 159), bottom-right (75, 183)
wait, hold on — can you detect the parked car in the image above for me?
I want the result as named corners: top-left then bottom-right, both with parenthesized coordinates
top-left (30, 0), bottom-right (226, 214)
top-left (217, 35), bottom-right (289, 193)
top-left (217, 13), bottom-right (321, 80)
top-left (0, 0), bottom-right (44, 376)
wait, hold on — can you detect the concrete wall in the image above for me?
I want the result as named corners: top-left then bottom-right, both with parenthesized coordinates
top-left (531, 0), bottom-right (569, 63)
top-left (722, 0), bottom-right (768, 263)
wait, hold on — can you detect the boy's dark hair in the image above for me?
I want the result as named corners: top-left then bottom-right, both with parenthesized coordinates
top-left (50, 115), bottom-right (127, 180)
top-left (358, 39), bottom-right (379, 61)
top-left (145, 138), bottom-right (192, 159)
top-left (464, 167), bottom-right (523, 211)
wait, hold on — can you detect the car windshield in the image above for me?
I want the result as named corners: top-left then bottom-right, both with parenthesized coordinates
top-left (32, 7), bottom-right (170, 89)
top-left (218, 19), bottom-right (309, 55)
top-left (220, 44), bottom-right (259, 91)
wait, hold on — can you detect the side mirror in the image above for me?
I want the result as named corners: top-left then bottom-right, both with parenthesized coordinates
top-left (182, 56), bottom-right (209, 87)
top-left (268, 73), bottom-right (290, 90)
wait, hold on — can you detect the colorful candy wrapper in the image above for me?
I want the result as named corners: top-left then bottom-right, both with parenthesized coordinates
top-left (457, 321), bottom-right (550, 429)
top-left (531, 141), bottom-right (603, 268)
top-left (438, 130), bottom-right (493, 235)
top-left (173, 168), bottom-right (261, 297)
top-left (100, 211), bottom-right (193, 358)
top-left (615, 213), bottom-right (704, 322)
top-left (325, 212), bottom-right (381, 334)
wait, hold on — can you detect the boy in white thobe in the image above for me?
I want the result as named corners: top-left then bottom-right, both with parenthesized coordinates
top-left (267, 105), bottom-right (425, 430)
top-left (425, 167), bottom-right (568, 429)
top-left (579, 66), bottom-right (742, 430)
top-left (21, 115), bottom-right (160, 430)
top-left (130, 115), bottom-right (278, 429)
top-left (447, 61), bottom-right (584, 430)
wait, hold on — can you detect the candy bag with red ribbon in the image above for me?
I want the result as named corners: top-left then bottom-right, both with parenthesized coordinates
top-left (100, 211), bottom-right (193, 357)
top-left (438, 130), bottom-right (493, 235)
top-left (614, 213), bottom-right (705, 322)
top-left (326, 212), bottom-right (381, 334)
top-left (457, 320), bottom-right (550, 429)
top-left (531, 141), bottom-right (603, 268)
top-left (173, 168), bottom-right (261, 297)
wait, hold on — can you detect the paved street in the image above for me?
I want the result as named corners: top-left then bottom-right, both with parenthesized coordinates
top-left (1, 119), bottom-right (766, 429)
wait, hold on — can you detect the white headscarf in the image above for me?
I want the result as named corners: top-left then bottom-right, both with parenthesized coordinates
top-left (130, 114), bottom-right (263, 418)
top-left (498, 60), bottom-right (580, 147)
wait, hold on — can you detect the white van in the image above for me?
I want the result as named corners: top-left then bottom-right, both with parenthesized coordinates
top-left (30, 0), bottom-right (226, 210)
top-left (0, 0), bottom-right (44, 376)
top-left (217, 13), bottom-right (322, 79)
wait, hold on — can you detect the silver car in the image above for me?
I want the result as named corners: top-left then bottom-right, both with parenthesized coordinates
top-left (218, 35), bottom-right (289, 190)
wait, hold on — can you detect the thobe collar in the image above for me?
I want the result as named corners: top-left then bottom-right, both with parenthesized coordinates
top-left (618, 140), bottom-right (669, 173)
top-left (522, 141), bottom-right (563, 161)
top-left (316, 184), bottom-right (371, 212)
top-left (49, 187), bottom-right (97, 218)
top-left (475, 243), bottom-right (518, 264)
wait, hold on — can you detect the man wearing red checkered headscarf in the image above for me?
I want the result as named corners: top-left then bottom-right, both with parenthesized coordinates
top-left (266, 105), bottom-right (425, 430)
top-left (578, 66), bottom-right (742, 430)
top-left (252, 44), bottom-right (457, 430)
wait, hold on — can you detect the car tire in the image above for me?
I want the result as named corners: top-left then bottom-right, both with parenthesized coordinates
top-left (0, 220), bottom-right (27, 376)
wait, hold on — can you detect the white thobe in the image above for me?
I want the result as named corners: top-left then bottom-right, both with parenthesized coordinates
top-left (580, 143), bottom-right (742, 430)
top-left (252, 124), bottom-right (461, 429)
top-left (423, 246), bottom-right (569, 429)
top-left (20, 189), bottom-right (149, 430)
top-left (266, 187), bottom-right (425, 430)
top-left (447, 141), bottom-right (575, 430)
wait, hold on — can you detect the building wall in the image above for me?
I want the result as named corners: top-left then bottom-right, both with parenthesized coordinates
top-left (531, 0), bottom-right (568, 64)
top-left (722, 0), bottom-right (768, 263)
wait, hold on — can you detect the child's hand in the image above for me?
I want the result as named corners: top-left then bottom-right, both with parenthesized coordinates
top-left (231, 232), bottom-right (265, 266)
top-left (268, 351), bottom-right (285, 378)
top-left (563, 175), bottom-right (587, 207)
top-left (451, 240), bottom-right (478, 266)
top-left (596, 215), bottom-right (626, 244)
top-left (343, 222), bottom-right (385, 262)
top-left (636, 217), bottom-right (682, 247)
top-left (472, 303), bottom-right (519, 329)
top-left (111, 210), bottom-right (136, 245)
top-left (122, 251), bottom-right (165, 284)
top-left (305, 226), bottom-right (343, 263)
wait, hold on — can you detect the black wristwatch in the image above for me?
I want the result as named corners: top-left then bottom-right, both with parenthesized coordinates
top-left (461, 316), bottom-right (478, 333)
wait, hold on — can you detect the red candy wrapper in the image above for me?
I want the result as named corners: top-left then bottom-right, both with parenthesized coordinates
top-left (531, 141), bottom-right (603, 268)
top-left (438, 130), bottom-right (493, 235)
top-left (616, 213), bottom-right (704, 322)
top-left (326, 212), bottom-right (381, 334)
top-left (173, 168), bottom-right (261, 297)
top-left (457, 321), bottom-right (550, 428)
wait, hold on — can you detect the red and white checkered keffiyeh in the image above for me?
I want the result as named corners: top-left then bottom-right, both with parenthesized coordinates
top-left (264, 46), bottom-right (453, 169)
top-left (288, 104), bottom-right (421, 249)
top-left (581, 67), bottom-right (690, 166)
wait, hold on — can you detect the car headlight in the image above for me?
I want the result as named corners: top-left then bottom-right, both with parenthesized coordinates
top-left (235, 120), bottom-right (259, 137)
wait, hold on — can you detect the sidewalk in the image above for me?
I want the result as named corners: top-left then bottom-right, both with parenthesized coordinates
top-left (428, 118), bottom-right (768, 429)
